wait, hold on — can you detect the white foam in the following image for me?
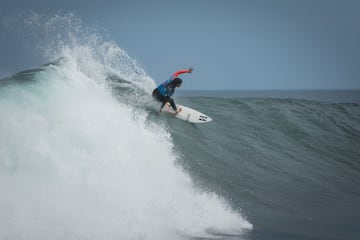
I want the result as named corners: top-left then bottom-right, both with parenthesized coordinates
top-left (0, 12), bottom-right (252, 240)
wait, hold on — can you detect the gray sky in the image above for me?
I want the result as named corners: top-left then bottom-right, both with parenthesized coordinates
top-left (1, 0), bottom-right (359, 90)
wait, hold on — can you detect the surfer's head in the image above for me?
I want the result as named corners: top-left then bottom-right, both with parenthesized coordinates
top-left (173, 78), bottom-right (182, 87)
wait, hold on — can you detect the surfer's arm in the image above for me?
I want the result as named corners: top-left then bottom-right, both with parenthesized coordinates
top-left (171, 68), bottom-right (193, 79)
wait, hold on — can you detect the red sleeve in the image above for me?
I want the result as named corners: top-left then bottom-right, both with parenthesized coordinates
top-left (171, 69), bottom-right (190, 79)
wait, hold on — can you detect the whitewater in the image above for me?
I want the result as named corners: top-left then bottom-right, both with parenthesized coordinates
top-left (0, 13), bottom-right (252, 240)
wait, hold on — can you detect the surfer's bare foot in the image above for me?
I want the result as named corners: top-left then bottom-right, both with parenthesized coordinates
top-left (174, 108), bottom-right (182, 115)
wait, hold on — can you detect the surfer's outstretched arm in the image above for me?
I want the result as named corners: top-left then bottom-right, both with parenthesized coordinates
top-left (171, 67), bottom-right (193, 80)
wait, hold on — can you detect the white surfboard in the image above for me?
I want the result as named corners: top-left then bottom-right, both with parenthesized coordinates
top-left (163, 103), bottom-right (212, 123)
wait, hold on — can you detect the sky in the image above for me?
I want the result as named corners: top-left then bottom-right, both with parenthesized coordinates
top-left (1, 0), bottom-right (360, 90)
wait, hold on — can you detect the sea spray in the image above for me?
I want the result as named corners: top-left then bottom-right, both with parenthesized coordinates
top-left (0, 12), bottom-right (252, 239)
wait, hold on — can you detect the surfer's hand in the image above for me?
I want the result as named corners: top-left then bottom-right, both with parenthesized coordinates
top-left (188, 67), bottom-right (193, 73)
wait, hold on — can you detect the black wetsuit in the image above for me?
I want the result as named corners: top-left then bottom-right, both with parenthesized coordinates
top-left (152, 87), bottom-right (177, 111)
top-left (152, 69), bottom-right (191, 111)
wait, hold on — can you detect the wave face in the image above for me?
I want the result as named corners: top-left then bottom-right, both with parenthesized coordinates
top-left (0, 13), bottom-right (252, 240)
top-left (172, 95), bottom-right (360, 240)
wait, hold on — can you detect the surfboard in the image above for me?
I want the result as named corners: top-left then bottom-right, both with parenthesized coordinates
top-left (163, 103), bottom-right (212, 123)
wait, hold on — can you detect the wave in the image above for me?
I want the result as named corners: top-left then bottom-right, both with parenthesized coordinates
top-left (0, 13), bottom-right (252, 240)
top-left (172, 95), bottom-right (360, 239)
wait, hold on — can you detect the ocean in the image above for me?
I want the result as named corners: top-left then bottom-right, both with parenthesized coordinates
top-left (175, 90), bottom-right (360, 240)
top-left (1, 13), bottom-right (360, 240)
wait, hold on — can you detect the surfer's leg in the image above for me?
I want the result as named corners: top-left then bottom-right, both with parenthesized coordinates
top-left (168, 98), bottom-right (177, 111)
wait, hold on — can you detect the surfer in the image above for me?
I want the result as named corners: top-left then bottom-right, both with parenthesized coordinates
top-left (152, 68), bottom-right (193, 113)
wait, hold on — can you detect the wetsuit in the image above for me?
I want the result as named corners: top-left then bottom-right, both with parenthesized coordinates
top-left (152, 69), bottom-right (191, 111)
